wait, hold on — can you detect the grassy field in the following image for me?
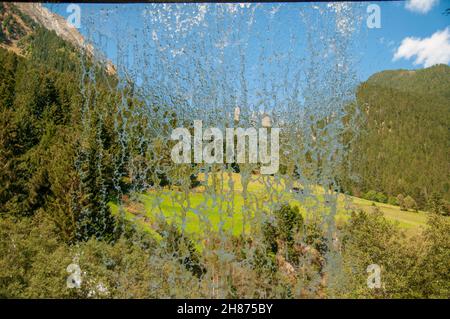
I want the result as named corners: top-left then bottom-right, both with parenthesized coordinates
top-left (110, 173), bottom-right (430, 240)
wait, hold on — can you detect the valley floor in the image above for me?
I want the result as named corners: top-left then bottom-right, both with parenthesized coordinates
top-left (110, 173), bottom-right (431, 241)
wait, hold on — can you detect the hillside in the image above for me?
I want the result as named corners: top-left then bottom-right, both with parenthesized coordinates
top-left (0, 2), bottom-right (115, 74)
top-left (342, 65), bottom-right (450, 212)
top-left (365, 65), bottom-right (450, 98)
top-left (0, 3), bottom-right (122, 242)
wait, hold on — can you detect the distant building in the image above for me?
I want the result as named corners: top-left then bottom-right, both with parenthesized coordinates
top-left (261, 113), bottom-right (271, 128)
top-left (234, 106), bottom-right (240, 122)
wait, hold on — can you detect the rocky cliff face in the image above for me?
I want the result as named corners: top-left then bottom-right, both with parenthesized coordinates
top-left (0, 2), bottom-right (115, 74)
top-left (14, 2), bottom-right (88, 51)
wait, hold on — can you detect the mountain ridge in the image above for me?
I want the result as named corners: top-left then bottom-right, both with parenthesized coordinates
top-left (0, 3), bottom-right (116, 74)
top-left (342, 63), bottom-right (450, 207)
top-left (364, 64), bottom-right (450, 97)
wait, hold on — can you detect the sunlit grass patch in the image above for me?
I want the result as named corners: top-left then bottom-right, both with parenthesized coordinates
top-left (110, 173), bottom-right (431, 243)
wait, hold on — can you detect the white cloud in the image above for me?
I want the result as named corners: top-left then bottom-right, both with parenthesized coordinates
top-left (405, 0), bottom-right (439, 14)
top-left (393, 28), bottom-right (450, 67)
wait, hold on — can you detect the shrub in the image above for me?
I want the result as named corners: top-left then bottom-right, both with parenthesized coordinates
top-left (363, 191), bottom-right (387, 204)
top-left (427, 192), bottom-right (448, 216)
top-left (262, 220), bottom-right (278, 254)
top-left (190, 174), bottom-right (201, 188)
top-left (338, 209), bottom-right (423, 298)
top-left (404, 195), bottom-right (418, 212)
top-left (259, 204), bottom-right (304, 263)
top-left (273, 204), bottom-right (303, 245)
top-left (303, 218), bottom-right (329, 256)
top-left (397, 194), bottom-right (406, 211)
top-left (443, 200), bottom-right (450, 216)
top-left (387, 196), bottom-right (398, 206)
top-left (375, 192), bottom-right (387, 204)
top-left (157, 220), bottom-right (205, 278)
top-left (0, 28), bottom-right (5, 42)
top-left (412, 213), bottom-right (450, 297)
top-left (364, 190), bottom-right (378, 201)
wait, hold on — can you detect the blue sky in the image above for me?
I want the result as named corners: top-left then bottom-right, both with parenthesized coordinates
top-left (45, 1), bottom-right (449, 82)
top-left (361, 1), bottom-right (449, 78)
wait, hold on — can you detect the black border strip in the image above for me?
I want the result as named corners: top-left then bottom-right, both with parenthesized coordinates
top-left (1, 298), bottom-right (447, 316)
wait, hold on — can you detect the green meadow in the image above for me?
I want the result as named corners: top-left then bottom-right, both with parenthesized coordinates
top-left (110, 173), bottom-right (430, 241)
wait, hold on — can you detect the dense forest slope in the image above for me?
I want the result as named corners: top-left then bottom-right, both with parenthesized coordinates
top-left (342, 65), bottom-right (450, 212)
top-left (0, 3), bottom-right (122, 243)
